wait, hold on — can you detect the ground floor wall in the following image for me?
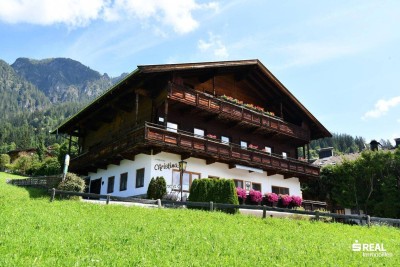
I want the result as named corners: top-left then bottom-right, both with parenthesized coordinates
top-left (87, 152), bottom-right (302, 198)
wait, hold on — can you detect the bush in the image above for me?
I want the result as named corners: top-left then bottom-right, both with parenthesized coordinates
top-left (291, 195), bottom-right (303, 207)
top-left (57, 173), bottom-right (86, 199)
top-left (147, 178), bottom-right (156, 199)
top-left (249, 190), bottom-right (263, 204)
top-left (0, 154), bottom-right (10, 171)
top-left (189, 178), bottom-right (239, 214)
top-left (33, 157), bottom-right (61, 176)
top-left (280, 194), bottom-right (292, 207)
top-left (236, 187), bottom-right (247, 204)
top-left (266, 192), bottom-right (279, 203)
top-left (147, 176), bottom-right (167, 199)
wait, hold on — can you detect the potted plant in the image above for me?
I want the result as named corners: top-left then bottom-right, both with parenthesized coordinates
top-left (206, 134), bottom-right (217, 139)
top-left (291, 195), bottom-right (302, 208)
top-left (265, 192), bottom-right (278, 207)
top-left (236, 187), bottom-right (247, 205)
top-left (248, 144), bottom-right (259, 150)
top-left (280, 194), bottom-right (292, 208)
top-left (249, 189), bottom-right (263, 205)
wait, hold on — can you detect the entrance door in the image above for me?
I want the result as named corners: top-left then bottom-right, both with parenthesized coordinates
top-left (89, 178), bottom-right (102, 197)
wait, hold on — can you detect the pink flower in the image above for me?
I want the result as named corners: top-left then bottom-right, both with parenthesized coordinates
top-left (236, 187), bottom-right (247, 200)
top-left (266, 192), bottom-right (278, 203)
top-left (249, 189), bottom-right (263, 203)
top-left (280, 194), bottom-right (292, 206)
top-left (291, 195), bottom-right (302, 207)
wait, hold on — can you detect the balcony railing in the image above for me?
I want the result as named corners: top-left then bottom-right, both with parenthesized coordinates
top-left (145, 122), bottom-right (319, 177)
top-left (71, 122), bottom-right (319, 177)
top-left (168, 83), bottom-right (310, 142)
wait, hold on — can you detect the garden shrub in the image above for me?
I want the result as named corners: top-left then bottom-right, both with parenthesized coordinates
top-left (57, 173), bottom-right (86, 199)
top-left (147, 176), bottom-right (167, 199)
top-left (236, 187), bottom-right (247, 204)
top-left (147, 178), bottom-right (156, 199)
top-left (188, 178), bottom-right (239, 214)
top-left (0, 154), bottom-right (10, 171)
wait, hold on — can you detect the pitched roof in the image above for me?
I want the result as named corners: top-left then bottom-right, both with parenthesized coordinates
top-left (53, 59), bottom-right (331, 139)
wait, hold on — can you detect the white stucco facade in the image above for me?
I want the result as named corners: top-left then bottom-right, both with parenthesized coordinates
top-left (88, 151), bottom-right (302, 198)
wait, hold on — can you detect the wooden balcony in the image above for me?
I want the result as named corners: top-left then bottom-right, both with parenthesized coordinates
top-left (168, 83), bottom-right (311, 142)
top-left (71, 122), bottom-right (319, 178)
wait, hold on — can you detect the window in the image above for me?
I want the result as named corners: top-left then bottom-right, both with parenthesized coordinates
top-left (136, 168), bottom-right (145, 188)
top-left (107, 176), bottom-right (115, 193)
top-left (167, 122), bottom-right (178, 132)
top-left (172, 170), bottom-right (200, 192)
top-left (221, 136), bottom-right (230, 144)
top-left (240, 141), bottom-right (248, 149)
top-left (120, 172), bottom-right (128, 191)
top-left (265, 146), bottom-right (272, 154)
top-left (252, 182), bottom-right (261, 192)
top-left (158, 117), bottom-right (165, 123)
top-left (282, 152), bottom-right (287, 159)
top-left (272, 186), bottom-right (289, 195)
top-left (194, 128), bottom-right (204, 137)
top-left (234, 179), bottom-right (244, 188)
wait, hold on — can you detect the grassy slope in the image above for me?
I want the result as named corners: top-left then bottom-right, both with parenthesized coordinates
top-left (0, 172), bottom-right (399, 266)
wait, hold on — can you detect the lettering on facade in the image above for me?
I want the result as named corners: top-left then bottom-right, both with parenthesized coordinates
top-left (154, 162), bottom-right (178, 171)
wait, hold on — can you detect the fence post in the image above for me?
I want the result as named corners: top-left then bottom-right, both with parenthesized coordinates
top-left (262, 205), bottom-right (267, 219)
top-left (367, 215), bottom-right (371, 228)
top-left (315, 210), bottom-right (320, 221)
top-left (210, 201), bottom-right (214, 211)
top-left (50, 188), bottom-right (56, 202)
top-left (157, 199), bottom-right (161, 208)
top-left (106, 195), bottom-right (110, 205)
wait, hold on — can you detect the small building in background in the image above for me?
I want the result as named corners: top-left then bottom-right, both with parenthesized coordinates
top-left (369, 140), bottom-right (381, 151)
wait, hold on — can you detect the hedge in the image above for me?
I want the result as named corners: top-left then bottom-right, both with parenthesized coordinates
top-left (189, 178), bottom-right (239, 214)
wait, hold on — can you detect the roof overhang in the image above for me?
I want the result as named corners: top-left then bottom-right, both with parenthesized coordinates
top-left (53, 59), bottom-right (331, 140)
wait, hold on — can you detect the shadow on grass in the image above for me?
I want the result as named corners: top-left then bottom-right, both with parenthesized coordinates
top-left (22, 186), bottom-right (50, 199)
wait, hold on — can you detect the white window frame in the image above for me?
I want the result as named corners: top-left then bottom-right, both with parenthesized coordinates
top-left (221, 136), bottom-right (230, 144)
top-left (167, 122), bottom-right (178, 133)
top-left (240, 141), bottom-right (248, 149)
top-left (194, 128), bottom-right (205, 138)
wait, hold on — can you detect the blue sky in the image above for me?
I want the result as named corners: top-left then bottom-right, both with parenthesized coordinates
top-left (1, 0), bottom-right (399, 144)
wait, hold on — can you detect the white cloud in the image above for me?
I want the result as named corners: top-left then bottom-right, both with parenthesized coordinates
top-left (362, 96), bottom-right (400, 120)
top-left (0, 0), bottom-right (105, 27)
top-left (0, 0), bottom-right (218, 33)
top-left (198, 32), bottom-right (229, 59)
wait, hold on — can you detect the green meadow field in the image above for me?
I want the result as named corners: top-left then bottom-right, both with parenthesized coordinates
top-left (0, 172), bottom-right (399, 266)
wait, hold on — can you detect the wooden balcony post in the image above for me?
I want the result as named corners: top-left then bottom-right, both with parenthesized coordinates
top-left (135, 92), bottom-right (139, 125)
top-left (212, 75), bottom-right (216, 96)
top-left (164, 99), bottom-right (168, 127)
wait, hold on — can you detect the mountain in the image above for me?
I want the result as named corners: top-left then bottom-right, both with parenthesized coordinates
top-left (0, 57), bottom-right (127, 152)
top-left (0, 59), bottom-right (50, 118)
top-left (11, 58), bottom-right (113, 103)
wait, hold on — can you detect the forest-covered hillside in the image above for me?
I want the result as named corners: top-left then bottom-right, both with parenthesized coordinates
top-left (0, 58), bottom-right (127, 153)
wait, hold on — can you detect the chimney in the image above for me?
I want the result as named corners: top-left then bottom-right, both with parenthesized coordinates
top-left (370, 140), bottom-right (380, 151)
top-left (395, 138), bottom-right (400, 149)
top-left (319, 147), bottom-right (334, 159)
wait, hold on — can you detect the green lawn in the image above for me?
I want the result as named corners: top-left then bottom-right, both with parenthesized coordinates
top-left (0, 172), bottom-right (399, 266)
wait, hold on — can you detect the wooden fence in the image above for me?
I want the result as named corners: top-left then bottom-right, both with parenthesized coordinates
top-left (8, 175), bottom-right (62, 189)
top-left (49, 189), bottom-right (400, 228)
